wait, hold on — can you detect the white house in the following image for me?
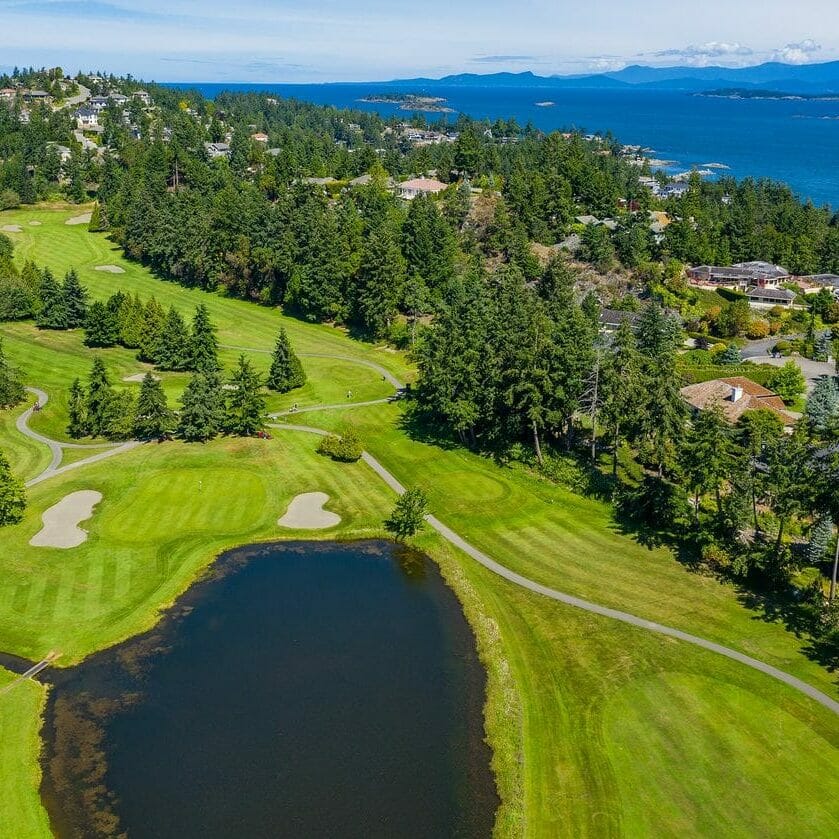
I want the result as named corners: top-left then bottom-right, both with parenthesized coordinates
top-left (74, 108), bottom-right (99, 128)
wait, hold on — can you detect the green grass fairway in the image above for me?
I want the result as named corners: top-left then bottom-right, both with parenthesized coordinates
top-left (2, 205), bottom-right (839, 838)
top-left (0, 669), bottom-right (52, 838)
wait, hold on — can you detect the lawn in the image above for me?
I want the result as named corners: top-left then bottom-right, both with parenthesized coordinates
top-left (2, 205), bottom-right (839, 838)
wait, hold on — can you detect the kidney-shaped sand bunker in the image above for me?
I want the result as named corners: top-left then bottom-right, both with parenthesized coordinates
top-left (30, 490), bottom-right (103, 549)
top-left (278, 492), bottom-right (341, 529)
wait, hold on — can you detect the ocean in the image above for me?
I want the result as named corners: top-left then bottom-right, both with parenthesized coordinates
top-left (168, 82), bottom-right (839, 209)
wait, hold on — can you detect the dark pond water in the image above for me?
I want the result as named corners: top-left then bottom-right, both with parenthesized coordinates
top-left (36, 541), bottom-right (497, 838)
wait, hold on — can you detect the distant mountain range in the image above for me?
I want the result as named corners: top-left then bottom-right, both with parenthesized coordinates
top-left (384, 61), bottom-right (839, 94)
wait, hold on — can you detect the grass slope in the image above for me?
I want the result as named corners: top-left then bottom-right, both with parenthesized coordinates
top-left (2, 206), bottom-right (839, 838)
top-left (0, 669), bottom-right (52, 838)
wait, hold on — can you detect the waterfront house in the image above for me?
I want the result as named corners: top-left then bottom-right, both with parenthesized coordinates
top-left (133, 90), bottom-right (151, 105)
top-left (687, 261), bottom-right (789, 291)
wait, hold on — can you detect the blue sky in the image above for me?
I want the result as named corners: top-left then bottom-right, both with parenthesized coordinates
top-left (0, 0), bottom-right (836, 82)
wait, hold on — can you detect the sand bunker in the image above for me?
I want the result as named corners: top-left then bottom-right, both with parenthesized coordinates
top-left (278, 492), bottom-right (341, 529)
top-left (122, 372), bottom-right (159, 383)
top-left (95, 264), bottom-right (125, 274)
top-left (30, 490), bottom-right (103, 549)
top-left (28, 220), bottom-right (42, 226)
top-left (65, 212), bottom-right (92, 225)
top-left (1, 224), bottom-right (22, 233)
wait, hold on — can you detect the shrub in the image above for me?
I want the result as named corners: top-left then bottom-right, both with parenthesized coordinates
top-left (317, 427), bottom-right (363, 462)
top-left (746, 319), bottom-right (770, 339)
top-left (701, 542), bottom-right (732, 571)
top-left (0, 189), bottom-right (20, 210)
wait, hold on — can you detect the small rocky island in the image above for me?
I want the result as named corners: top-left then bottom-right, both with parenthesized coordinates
top-left (360, 93), bottom-right (455, 112)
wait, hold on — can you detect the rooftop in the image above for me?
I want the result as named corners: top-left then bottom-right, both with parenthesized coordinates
top-left (745, 286), bottom-right (796, 301)
top-left (680, 376), bottom-right (795, 426)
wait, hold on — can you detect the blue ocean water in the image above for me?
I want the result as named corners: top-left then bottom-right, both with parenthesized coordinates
top-left (169, 82), bottom-right (839, 208)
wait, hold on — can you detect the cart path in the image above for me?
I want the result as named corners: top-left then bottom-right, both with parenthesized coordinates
top-left (269, 398), bottom-right (393, 418)
top-left (17, 388), bottom-right (139, 486)
top-left (0, 652), bottom-right (61, 697)
top-left (269, 420), bottom-right (839, 717)
top-left (220, 344), bottom-right (405, 389)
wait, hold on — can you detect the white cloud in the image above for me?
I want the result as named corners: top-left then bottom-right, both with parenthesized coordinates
top-left (772, 39), bottom-right (821, 64)
top-left (650, 41), bottom-right (754, 66)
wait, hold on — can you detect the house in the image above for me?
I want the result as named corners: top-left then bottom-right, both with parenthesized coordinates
top-left (687, 261), bottom-right (790, 291)
top-left (250, 132), bottom-right (269, 144)
top-left (745, 286), bottom-right (797, 308)
top-left (660, 183), bottom-right (689, 199)
top-left (133, 90), bottom-right (151, 105)
top-left (108, 92), bottom-right (128, 105)
top-left (89, 96), bottom-right (110, 112)
top-left (396, 177), bottom-right (448, 200)
top-left (22, 89), bottom-right (50, 103)
top-left (47, 142), bottom-right (72, 163)
top-left (204, 142), bottom-right (230, 159)
top-left (74, 108), bottom-right (99, 128)
top-left (599, 308), bottom-right (640, 334)
top-left (680, 377), bottom-right (795, 428)
top-left (802, 274), bottom-right (839, 295)
top-left (0, 88), bottom-right (16, 101)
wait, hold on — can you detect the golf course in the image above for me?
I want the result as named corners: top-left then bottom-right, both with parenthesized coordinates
top-left (2, 204), bottom-right (839, 837)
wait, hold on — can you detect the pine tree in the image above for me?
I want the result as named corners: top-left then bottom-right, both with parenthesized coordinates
top-left (138, 297), bottom-right (165, 362)
top-left (806, 376), bottom-right (839, 436)
top-left (118, 293), bottom-right (145, 349)
top-left (84, 300), bottom-right (119, 347)
top-left (266, 327), bottom-right (306, 393)
top-left (384, 488), bottom-right (428, 540)
top-left (0, 449), bottom-right (26, 526)
top-left (133, 373), bottom-right (172, 439)
top-left (0, 337), bottom-right (25, 409)
top-left (155, 306), bottom-right (191, 371)
top-left (63, 268), bottom-right (88, 328)
top-left (100, 390), bottom-right (136, 441)
top-left (188, 304), bottom-right (220, 372)
top-left (225, 356), bottom-right (265, 436)
top-left (67, 377), bottom-right (88, 438)
top-left (178, 371), bottom-right (224, 442)
top-left (356, 225), bottom-right (405, 337)
top-left (86, 357), bottom-right (112, 437)
top-left (36, 268), bottom-right (68, 329)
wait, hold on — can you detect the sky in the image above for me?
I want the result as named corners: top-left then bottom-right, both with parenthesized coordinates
top-left (0, 0), bottom-right (837, 82)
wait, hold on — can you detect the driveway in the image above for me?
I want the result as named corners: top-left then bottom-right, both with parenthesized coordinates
top-left (745, 354), bottom-right (834, 392)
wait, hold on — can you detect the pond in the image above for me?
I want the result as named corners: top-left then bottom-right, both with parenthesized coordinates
top-left (37, 541), bottom-right (498, 838)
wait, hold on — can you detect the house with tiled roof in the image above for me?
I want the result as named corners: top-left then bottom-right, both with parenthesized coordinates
top-left (397, 177), bottom-right (448, 199)
top-left (679, 376), bottom-right (795, 428)
top-left (745, 286), bottom-right (797, 308)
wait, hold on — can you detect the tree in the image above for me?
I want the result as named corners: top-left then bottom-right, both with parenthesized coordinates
top-left (717, 345), bottom-right (742, 366)
top-left (317, 427), bottom-right (363, 462)
top-left (266, 327), bottom-right (306, 393)
top-left (84, 300), bottom-right (119, 347)
top-left (355, 225), bottom-right (405, 337)
top-left (67, 377), bottom-right (88, 438)
top-left (100, 390), bottom-right (136, 441)
top-left (63, 269), bottom-right (88, 328)
top-left (0, 337), bottom-right (25, 409)
top-left (133, 373), bottom-right (172, 438)
top-left (85, 357), bottom-right (112, 437)
top-left (178, 371), bottom-right (224, 442)
top-left (0, 449), bottom-right (26, 526)
top-left (118, 293), bottom-right (145, 349)
top-left (156, 306), bottom-right (191, 371)
top-left (580, 224), bottom-right (616, 271)
top-left (768, 361), bottom-right (806, 406)
top-left (384, 488), bottom-right (428, 540)
top-left (138, 297), bottom-right (165, 362)
top-left (735, 409), bottom-right (784, 532)
top-left (36, 268), bottom-right (68, 329)
top-left (188, 304), bottom-right (220, 372)
top-left (679, 405), bottom-right (731, 522)
top-left (224, 356), bottom-right (265, 436)
top-left (806, 376), bottom-right (839, 436)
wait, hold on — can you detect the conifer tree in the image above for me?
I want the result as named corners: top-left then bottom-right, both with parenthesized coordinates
top-left (118, 293), bottom-right (145, 349)
top-left (155, 306), bottom-right (191, 371)
top-left (36, 268), bottom-right (68, 329)
top-left (0, 337), bottom-right (25, 409)
top-left (67, 377), bottom-right (88, 438)
top-left (133, 373), bottom-right (172, 439)
top-left (0, 449), bottom-right (26, 526)
top-left (85, 357), bottom-right (112, 437)
top-left (63, 269), bottom-right (88, 328)
top-left (178, 371), bottom-right (224, 442)
top-left (356, 225), bottom-right (405, 337)
top-left (266, 327), bottom-right (306, 393)
top-left (225, 356), bottom-right (265, 436)
top-left (101, 390), bottom-right (136, 441)
top-left (84, 300), bottom-right (119, 347)
top-left (138, 297), bottom-right (165, 362)
top-left (188, 304), bottom-right (220, 372)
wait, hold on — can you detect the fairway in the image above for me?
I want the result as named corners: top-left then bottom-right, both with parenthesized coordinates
top-left (2, 205), bottom-right (839, 838)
